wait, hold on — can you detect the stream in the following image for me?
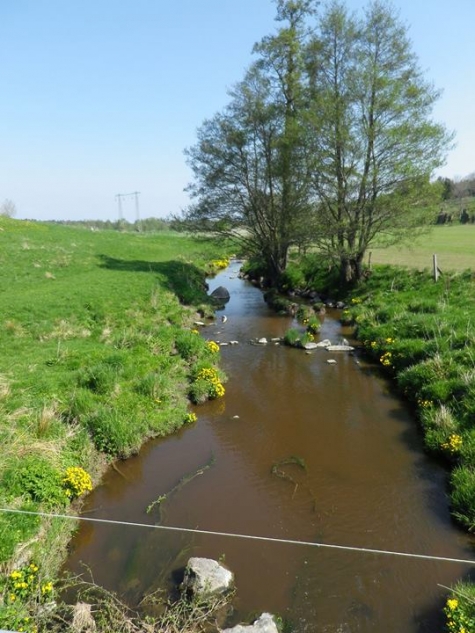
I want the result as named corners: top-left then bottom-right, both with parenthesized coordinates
top-left (65, 260), bottom-right (475, 632)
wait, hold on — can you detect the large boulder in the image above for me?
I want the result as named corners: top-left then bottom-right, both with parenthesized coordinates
top-left (182, 557), bottom-right (234, 597)
top-left (210, 286), bottom-right (231, 302)
top-left (221, 613), bottom-right (279, 633)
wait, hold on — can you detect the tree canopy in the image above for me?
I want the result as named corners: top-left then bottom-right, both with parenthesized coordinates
top-left (181, 0), bottom-right (453, 287)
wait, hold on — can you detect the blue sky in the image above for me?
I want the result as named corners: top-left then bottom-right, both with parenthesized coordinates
top-left (1, 1), bottom-right (474, 222)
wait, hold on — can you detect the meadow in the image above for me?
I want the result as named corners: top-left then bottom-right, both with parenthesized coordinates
top-left (0, 217), bottom-right (229, 631)
top-left (1, 217), bottom-right (475, 631)
top-left (368, 223), bottom-right (475, 272)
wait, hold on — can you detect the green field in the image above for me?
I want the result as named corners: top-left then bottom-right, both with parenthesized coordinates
top-left (368, 224), bottom-right (475, 271)
top-left (0, 217), bottom-right (231, 631)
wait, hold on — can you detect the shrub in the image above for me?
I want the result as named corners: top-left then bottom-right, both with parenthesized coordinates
top-left (62, 466), bottom-right (93, 499)
top-left (2, 456), bottom-right (65, 508)
top-left (279, 264), bottom-right (306, 292)
top-left (189, 366), bottom-right (225, 403)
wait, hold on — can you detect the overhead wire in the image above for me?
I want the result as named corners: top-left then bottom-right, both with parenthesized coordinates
top-left (1, 507), bottom-right (474, 566)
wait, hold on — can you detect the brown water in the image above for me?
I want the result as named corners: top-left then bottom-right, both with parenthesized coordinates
top-left (65, 261), bottom-right (475, 632)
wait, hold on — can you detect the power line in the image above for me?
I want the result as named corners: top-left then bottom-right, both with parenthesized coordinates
top-left (1, 507), bottom-right (474, 566)
top-left (115, 191), bottom-right (141, 223)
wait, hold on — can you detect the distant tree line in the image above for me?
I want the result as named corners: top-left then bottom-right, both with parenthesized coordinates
top-left (46, 217), bottom-right (171, 232)
top-left (436, 173), bottom-right (475, 225)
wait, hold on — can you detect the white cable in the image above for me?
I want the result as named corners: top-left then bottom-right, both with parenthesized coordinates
top-left (1, 507), bottom-right (474, 566)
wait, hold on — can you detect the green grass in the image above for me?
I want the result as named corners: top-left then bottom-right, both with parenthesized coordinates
top-left (368, 224), bottom-right (475, 271)
top-left (348, 266), bottom-right (475, 530)
top-left (0, 218), bottom-right (228, 629)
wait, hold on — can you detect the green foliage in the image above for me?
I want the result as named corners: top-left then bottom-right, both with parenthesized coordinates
top-left (444, 583), bottom-right (475, 633)
top-left (175, 329), bottom-right (207, 361)
top-left (263, 289), bottom-right (294, 314)
top-left (189, 366), bottom-right (226, 404)
top-left (84, 405), bottom-right (144, 457)
top-left (62, 466), bottom-right (92, 499)
top-left (78, 361), bottom-right (122, 395)
top-left (351, 263), bottom-right (475, 545)
top-left (0, 561), bottom-right (55, 633)
top-left (0, 218), bottom-right (226, 587)
top-left (295, 305), bottom-right (314, 323)
top-left (450, 466), bottom-right (475, 529)
top-left (0, 503), bottom-right (39, 564)
top-left (283, 328), bottom-right (302, 348)
top-left (2, 456), bottom-right (65, 508)
top-left (306, 316), bottom-right (321, 335)
top-left (279, 264), bottom-right (306, 291)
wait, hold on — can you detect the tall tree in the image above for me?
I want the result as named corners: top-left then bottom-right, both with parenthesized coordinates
top-left (305, 0), bottom-right (453, 285)
top-left (183, 0), bottom-right (317, 284)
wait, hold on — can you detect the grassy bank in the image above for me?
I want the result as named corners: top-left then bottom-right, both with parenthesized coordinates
top-left (0, 218), bottom-right (228, 630)
top-left (345, 265), bottom-right (475, 630)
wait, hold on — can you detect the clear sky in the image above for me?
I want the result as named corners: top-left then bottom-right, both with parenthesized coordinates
top-left (1, 0), bottom-right (474, 222)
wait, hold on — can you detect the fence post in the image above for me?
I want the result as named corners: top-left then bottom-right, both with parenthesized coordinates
top-left (433, 254), bottom-right (440, 282)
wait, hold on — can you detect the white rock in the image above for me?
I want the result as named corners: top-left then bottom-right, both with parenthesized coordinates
top-left (303, 342), bottom-right (318, 350)
top-left (315, 339), bottom-right (332, 348)
top-left (229, 340), bottom-right (239, 345)
top-left (327, 359), bottom-right (337, 364)
top-left (221, 613), bottom-right (279, 633)
top-left (326, 345), bottom-right (354, 352)
top-left (257, 338), bottom-right (268, 344)
top-left (183, 558), bottom-right (234, 597)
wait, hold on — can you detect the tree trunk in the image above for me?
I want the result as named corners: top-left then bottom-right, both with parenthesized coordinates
top-left (339, 253), bottom-right (364, 287)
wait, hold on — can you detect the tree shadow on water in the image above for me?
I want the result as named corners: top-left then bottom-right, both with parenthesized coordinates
top-left (98, 255), bottom-right (216, 308)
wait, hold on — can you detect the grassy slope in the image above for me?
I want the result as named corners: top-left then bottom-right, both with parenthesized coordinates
top-left (0, 219), bottom-right (225, 594)
top-left (368, 224), bottom-right (475, 272)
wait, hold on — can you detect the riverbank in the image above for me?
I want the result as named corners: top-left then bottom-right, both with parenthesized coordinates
top-left (343, 265), bottom-right (475, 628)
top-left (0, 218), bottom-right (229, 631)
